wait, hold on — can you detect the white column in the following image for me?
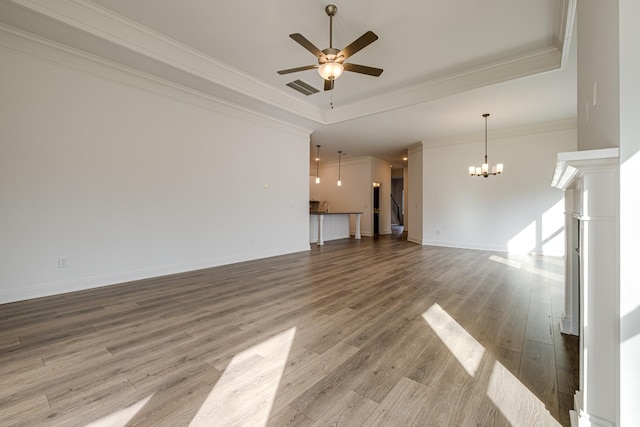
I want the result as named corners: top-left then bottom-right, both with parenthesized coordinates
top-left (578, 171), bottom-right (616, 426)
top-left (560, 189), bottom-right (579, 336)
top-left (354, 213), bottom-right (361, 239)
top-left (317, 214), bottom-right (324, 246)
top-left (551, 148), bottom-right (618, 427)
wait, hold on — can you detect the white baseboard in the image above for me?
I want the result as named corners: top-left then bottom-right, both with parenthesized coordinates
top-left (407, 235), bottom-right (424, 245)
top-left (571, 391), bottom-right (615, 427)
top-left (422, 240), bottom-right (507, 252)
top-left (560, 315), bottom-right (578, 336)
top-left (0, 244), bottom-right (310, 304)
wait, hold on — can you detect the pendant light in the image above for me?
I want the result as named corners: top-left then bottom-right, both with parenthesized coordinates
top-left (469, 113), bottom-right (503, 178)
top-left (315, 145), bottom-right (321, 184)
top-left (337, 150), bottom-right (343, 186)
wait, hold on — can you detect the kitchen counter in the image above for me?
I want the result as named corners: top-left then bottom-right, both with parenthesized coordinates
top-left (310, 211), bottom-right (363, 215)
top-left (309, 212), bottom-right (362, 245)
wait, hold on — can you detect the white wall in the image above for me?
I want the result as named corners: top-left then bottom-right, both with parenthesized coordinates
top-left (0, 43), bottom-right (311, 303)
top-left (407, 143), bottom-right (423, 244)
top-left (577, 0), bottom-right (619, 151)
top-left (421, 127), bottom-right (576, 255)
top-left (620, 0), bottom-right (640, 424)
top-left (576, 1), bottom-right (640, 424)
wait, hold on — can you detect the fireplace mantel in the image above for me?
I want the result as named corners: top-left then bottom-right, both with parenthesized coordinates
top-left (551, 147), bottom-right (619, 191)
top-left (551, 147), bottom-right (618, 427)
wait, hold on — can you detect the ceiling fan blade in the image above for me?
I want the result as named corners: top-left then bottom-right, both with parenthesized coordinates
top-left (343, 63), bottom-right (384, 77)
top-left (289, 33), bottom-right (324, 58)
top-left (277, 65), bottom-right (318, 75)
top-left (324, 79), bottom-right (334, 91)
top-left (338, 31), bottom-right (378, 60)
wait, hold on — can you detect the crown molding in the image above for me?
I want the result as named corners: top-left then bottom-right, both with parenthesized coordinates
top-left (5, 0), bottom-right (325, 123)
top-left (4, 0), bottom-right (576, 127)
top-left (325, 46), bottom-right (562, 124)
top-left (0, 24), bottom-right (313, 138)
top-left (321, 156), bottom-right (373, 167)
top-left (556, 0), bottom-right (577, 67)
top-left (421, 118), bottom-right (577, 148)
top-left (408, 142), bottom-right (424, 155)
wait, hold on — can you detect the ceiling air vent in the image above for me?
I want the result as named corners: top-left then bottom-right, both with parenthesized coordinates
top-left (286, 79), bottom-right (320, 96)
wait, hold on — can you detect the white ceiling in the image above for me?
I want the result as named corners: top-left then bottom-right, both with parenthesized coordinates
top-left (0, 0), bottom-right (577, 166)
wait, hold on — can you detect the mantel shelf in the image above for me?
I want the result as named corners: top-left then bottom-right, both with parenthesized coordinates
top-left (551, 148), bottom-right (619, 190)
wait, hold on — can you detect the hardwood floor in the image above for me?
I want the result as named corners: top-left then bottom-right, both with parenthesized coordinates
top-left (0, 231), bottom-right (578, 426)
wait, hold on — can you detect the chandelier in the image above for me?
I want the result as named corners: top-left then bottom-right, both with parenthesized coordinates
top-left (469, 113), bottom-right (503, 177)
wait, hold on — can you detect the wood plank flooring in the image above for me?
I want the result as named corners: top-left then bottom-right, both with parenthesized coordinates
top-left (0, 230), bottom-right (578, 426)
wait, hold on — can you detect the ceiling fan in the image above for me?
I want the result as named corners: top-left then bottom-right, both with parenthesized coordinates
top-left (277, 4), bottom-right (383, 91)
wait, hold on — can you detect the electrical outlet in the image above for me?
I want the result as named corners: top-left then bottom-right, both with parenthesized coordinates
top-left (58, 256), bottom-right (69, 268)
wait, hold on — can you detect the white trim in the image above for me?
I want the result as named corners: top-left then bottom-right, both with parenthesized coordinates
top-left (407, 236), bottom-right (424, 245)
top-left (421, 240), bottom-right (564, 256)
top-left (571, 391), bottom-right (616, 427)
top-left (557, 0), bottom-right (577, 67)
top-left (0, 24), bottom-right (312, 138)
top-left (554, 150), bottom-right (620, 427)
top-left (321, 156), bottom-right (372, 167)
top-left (422, 240), bottom-right (506, 252)
top-left (325, 47), bottom-right (563, 124)
top-left (3, 0), bottom-right (577, 125)
top-left (423, 118), bottom-right (577, 148)
top-left (576, 216), bottom-right (616, 222)
top-left (5, 0), bottom-right (324, 123)
top-left (0, 244), bottom-right (311, 304)
top-left (560, 315), bottom-right (576, 335)
top-left (551, 148), bottom-right (619, 189)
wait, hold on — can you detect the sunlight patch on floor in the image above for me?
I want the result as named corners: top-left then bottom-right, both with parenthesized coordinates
top-left (527, 265), bottom-right (564, 284)
top-left (85, 394), bottom-right (154, 427)
top-left (422, 304), bottom-right (561, 426)
top-left (487, 361), bottom-right (560, 426)
top-left (422, 304), bottom-right (484, 376)
top-left (189, 327), bottom-right (296, 427)
top-left (489, 255), bottom-right (522, 269)
top-left (489, 254), bottom-right (564, 284)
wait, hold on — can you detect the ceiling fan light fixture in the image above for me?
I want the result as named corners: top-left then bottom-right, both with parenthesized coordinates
top-left (277, 4), bottom-right (382, 91)
top-left (318, 62), bottom-right (344, 80)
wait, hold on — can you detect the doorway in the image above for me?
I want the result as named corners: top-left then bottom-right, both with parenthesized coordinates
top-left (391, 176), bottom-right (404, 225)
top-left (373, 182), bottom-right (380, 238)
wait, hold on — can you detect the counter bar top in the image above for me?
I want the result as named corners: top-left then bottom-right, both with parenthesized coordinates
top-left (309, 212), bottom-right (363, 215)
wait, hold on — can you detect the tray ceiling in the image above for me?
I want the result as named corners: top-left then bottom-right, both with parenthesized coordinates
top-left (0, 0), bottom-right (577, 164)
